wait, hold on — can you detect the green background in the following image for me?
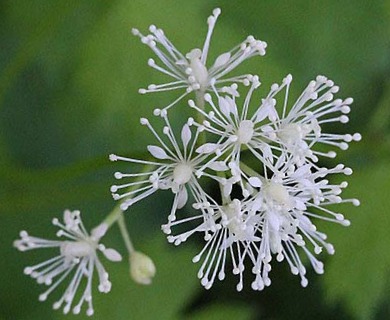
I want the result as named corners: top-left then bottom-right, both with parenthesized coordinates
top-left (1, 0), bottom-right (390, 319)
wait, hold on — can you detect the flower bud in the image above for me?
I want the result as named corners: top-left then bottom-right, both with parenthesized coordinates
top-left (129, 251), bottom-right (156, 285)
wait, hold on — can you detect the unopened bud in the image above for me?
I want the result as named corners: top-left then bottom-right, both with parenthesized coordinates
top-left (129, 251), bottom-right (156, 285)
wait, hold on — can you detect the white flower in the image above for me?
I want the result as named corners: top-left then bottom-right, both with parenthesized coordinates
top-left (14, 210), bottom-right (122, 316)
top-left (110, 111), bottom-right (221, 233)
top-left (189, 76), bottom-right (276, 196)
top-left (261, 74), bottom-right (362, 165)
top-left (132, 8), bottom-right (267, 113)
top-left (249, 156), bottom-right (359, 290)
top-left (167, 198), bottom-right (262, 291)
top-left (192, 74), bottom-right (361, 175)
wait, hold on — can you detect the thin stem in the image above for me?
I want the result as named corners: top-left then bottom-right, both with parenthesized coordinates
top-left (103, 204), bottom-right (123, 228)
top-left (117, 214), bottom-right (135, 254)
top-left (195, 90), bottom-right (206, 112)
top-left (102, 205), bottom-right (135, 254)
top-left (217, 171), bottom-right (230, 205)
top-left (240, 161), bottom-right (262, 178)
top-left (195, 89), bottom-right (207, 145)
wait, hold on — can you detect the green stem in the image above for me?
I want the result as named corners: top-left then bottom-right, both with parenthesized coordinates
top-left (240, 161), bottom-right (262, 179)
top-left (195, 90), bottom-right (207, 145)
top-left (195, 90), bottom-right (205, 113)
top-left (117, 214), bottom-right (135, 254)
top-left (103, 204), bottom-right (123, 228)
top-left (102, 203), bottom-right (135, 255)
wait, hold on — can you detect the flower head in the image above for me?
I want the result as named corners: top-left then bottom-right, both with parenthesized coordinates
top-left (192, 74), bottom-right (361, 179)
top-left (189, 76), bottom-right (281, 197)
top-left (110, 112), bottom-right (221, 233)
top-left (261, 74), bottom-right (362, 165)
top-left (14, 210), bottom-right (122, 316)
top-left (167, 198), bottom-right (262, 291)
top-left (249, 156), bottom-right (359, 290)
top-left (132, 8), bottom-right (267, 113)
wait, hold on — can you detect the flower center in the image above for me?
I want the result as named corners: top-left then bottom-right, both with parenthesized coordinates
top-left (278, 123), bottom-right (303, 144)
top-left (223, 200), bottom-right (253, 240)
top-left (60, 240), bottom-right (93, 260)
top-left (237, 120), bottom-right (254, 144)
top-left (278, 123), bottom-right (316, 146)
top-left (264, 181), bottom-right (291, 207)
top-left (173, 162), bottom-right (193, 185)
top-left (187, 49), bottom-right (209, 89)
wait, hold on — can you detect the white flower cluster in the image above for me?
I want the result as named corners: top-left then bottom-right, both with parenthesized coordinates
top-left (14, 210), bottom-right (122, 316)
top-left (111, 8), bottom-right (361, 291)
top-left (14, 7), bottom-right (361, 317)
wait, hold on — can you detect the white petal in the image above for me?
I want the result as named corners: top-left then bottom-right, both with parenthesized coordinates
top-left (269, 110), bottom-right (278, 122)
top-left (220, 236), bottom-right (234, 249)
top-left (63, 210), bottom-right (73, 225)
top-left (248, 177), bottom-right (262, 188)
top-left (291, 164), bottom-right (311, 179)
top-left (181, 124), bottom-right (191, 149)
top-left (147, 145), bottom-right (170, 159)
top-left (196, 143), bottom-right (219, 154)
top-left (256, 98), bottom-right (278, 122)
top-left (223, 182), bottom-right (233, 197)
top-left (177, 187), bottom-right (188, 209)
top-left (295, 199), bottom-right (307, 211)
top-left (207, 161), bottom-right (229, 171)
top-left (255, 102), bottom-right (269, 122)
top-left (103, 248), bottom-right (122, 262)
top-left (268, 213), bottom-right (280, 232)
top-left (223, 85), bottom-right (239, 97)
top-left (226, 96), bottom-right (238, 117)
top-left (212, 52), bottom-right (231, 69)
top-left (91, 223), bottom-right (108, 239)
top-left (263, 144), bottom-right (274, 162)
top-left (218, 96), bottom-right (231, 117)
top-left (175, 59), bottom-right (188, 65)
top-left (299, 215), bottom-right (313, 229)
top-left (269, 231), bottom-right (282, 254)
top-left (251, 199), bottom-right (262, 212)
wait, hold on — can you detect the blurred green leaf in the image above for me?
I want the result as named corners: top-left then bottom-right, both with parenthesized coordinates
top-left (188, 304), bottom-right (254, 320)
top-left (369, 80), bottom-right (390, 134)
top-left (323, 160), bottom-right (390, 320)
top-left (0, 1), bottom-right (78, 106)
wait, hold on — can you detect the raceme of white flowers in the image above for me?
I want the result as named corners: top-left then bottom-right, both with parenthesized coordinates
top-left (15, 7), bottom-right (361, 316)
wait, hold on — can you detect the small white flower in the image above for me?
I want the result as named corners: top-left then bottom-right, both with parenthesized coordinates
top-left (192, 74), bottom-right (361, 176)
top-left (132, 8), bottom-right (267, 113)
top-left (261, 74), bottom-right (362, 165)
top-left (189, 76), bottom-right (276, 196)
top-left (249, 156), bottom-right (359, 290)
top-left (167, 198), bottom-right (262, 291)
top-left (110, 112), bottom-right (221, 233)
top-left (14, 210), bottom-right (122, 316)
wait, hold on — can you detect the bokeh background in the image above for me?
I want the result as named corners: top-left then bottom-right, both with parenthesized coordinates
top-left (1, 0), bottom-right (390, 319)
